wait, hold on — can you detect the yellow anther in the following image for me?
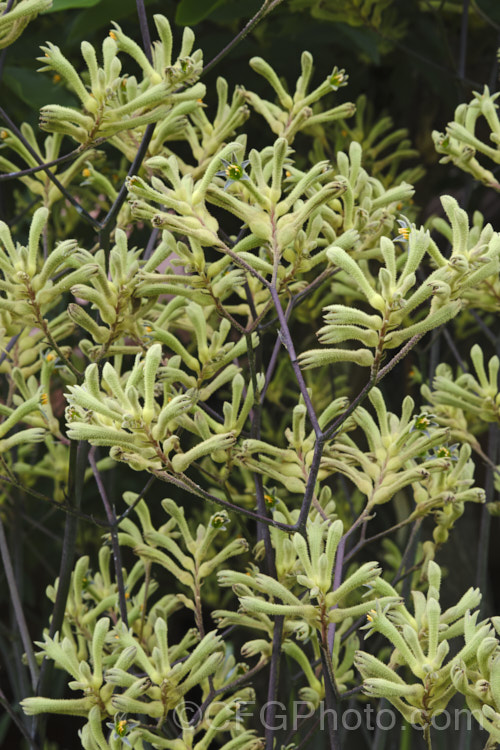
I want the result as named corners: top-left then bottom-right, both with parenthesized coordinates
top-left (82, 168), bottom-right (91, 178)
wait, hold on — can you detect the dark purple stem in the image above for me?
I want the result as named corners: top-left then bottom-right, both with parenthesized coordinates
top-left (295, 440), bottom-right (325, 532)
top-left (0, 146), bottom-right (95, 183)
top-left (116, 475), bottom-right (156, 524)
top-left (0, 516), bottom-right (38, 689)
top-left (476, 423), bottom-right (499, 609)
top-left (136, 0), bottom-right (153, 62)
top-left (264, 615), bottom-right (284, 750)
top-left (202, 0), bottom-right (285, 78)
top-left (153, 469), bottom-right (294, 531)
top-left (98, 122), bottom-right (156, 250)
top-left (0, 107), bottom-right (101, 229)
top-left (323, 333), bottom-right (425, 441)
top-left (261, 298), bottom-right (293, 403)
top-left (458, 0), bottom-right (470, 80)
top-left (319, 646), bottom-right (341, 750)
top-left (1, 0), bottom-right (15, 14)
top-left (269, 285), bottom-right (321, 437)
top-left (89, 449), bottom-right (128, 626)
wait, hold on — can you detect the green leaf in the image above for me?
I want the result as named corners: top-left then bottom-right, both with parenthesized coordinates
top-left (334, 22), bottom-right (380, 64)
top-left (175, 0), bottom-right (227, 25)
top-left (67, 0), bottom-right (172, 42)
top-left (44, 0), bottom-right (102, 12)
top-left (3, 67), bottom-right (78, 110)
top-left (0, 713), bottom-right (10, 746)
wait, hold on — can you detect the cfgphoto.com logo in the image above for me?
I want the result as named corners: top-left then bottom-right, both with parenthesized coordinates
top-left (171, 701), bottom-right (486, 734)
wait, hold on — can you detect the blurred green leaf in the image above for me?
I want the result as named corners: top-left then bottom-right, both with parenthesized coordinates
top-left (334, 22), bottom-right (381, 63)
top-left (175, 0), bottom-right (227, 25)
top-left (45, 0), bottom-right (101, 13)
top-left (3, 67), bottom-right (78, 110)
top-left (67, 0), bottom-right (169, 42)
top-left (476, 0), bottom-right (500, 23)
top-left (0, 713), bottom-right (10, 746)
top-left (210, 0), bottom-right (261, 21)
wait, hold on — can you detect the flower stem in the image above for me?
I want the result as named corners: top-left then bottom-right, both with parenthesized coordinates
top-left (202, 0), bottom-right (286, 78)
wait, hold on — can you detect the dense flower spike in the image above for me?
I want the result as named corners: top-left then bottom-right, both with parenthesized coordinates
top-left (355, 561), bottom-right (494, 729)
top-left (0, 0), bottom-right (51, 49)
top-left (37, 15), bottom-right (205, 145)
top-left (433, 86), bottom-right (500, 191)
top-left (21, 496), bottom-right (252, 747)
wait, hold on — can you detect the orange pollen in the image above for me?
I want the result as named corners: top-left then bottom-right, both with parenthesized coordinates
top-left (285, 170), bottom-right (291, 177)
top-left (109, 31), bottom-right (117, 40)
top-left (0, 131), bottom-right (7, 139)
top-left (82, 168), bottom-right (91, 178)
top-left (53, 74), bottom-right (61, 83)
top-left (40, 393), bottom-right (48, 405)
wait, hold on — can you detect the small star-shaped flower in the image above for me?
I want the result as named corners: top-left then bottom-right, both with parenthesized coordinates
top-left (410, 413), bottom-right (438, 437)
top-left (216, 154), bottom-right (251, 191)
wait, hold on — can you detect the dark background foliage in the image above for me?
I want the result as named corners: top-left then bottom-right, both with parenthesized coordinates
top-left (1, 1), bottom-right (500, 748)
